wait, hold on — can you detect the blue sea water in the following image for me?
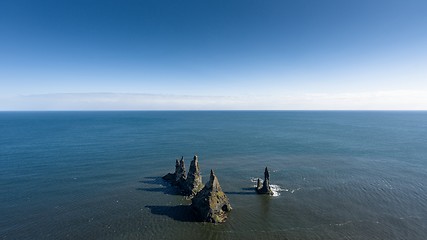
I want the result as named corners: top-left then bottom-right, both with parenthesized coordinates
top-left (0, 111), bottom-right (426, 239)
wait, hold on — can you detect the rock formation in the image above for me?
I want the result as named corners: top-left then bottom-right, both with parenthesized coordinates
top-left (162, 156), bottom-right (186, 186)
top-left (182, 155), bottom-right (203, 197)
top-left (191, 169), bottom-right (232, 223)
top-left (175, 157), bottom-right (186, 184)
top-left (256, 167), bottom-right (273, 195)
top-left (163, 155), bottom-right (203, 197)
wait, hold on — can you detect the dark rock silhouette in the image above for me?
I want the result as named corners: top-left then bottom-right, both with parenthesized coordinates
top-left (163, 155), bottom-right (203, 197)
top-left (256, 167), bottom-right (273, 195)
top-left (158, 158), bottom-right (233, 223)
top-left (175, 157), bottom-right (187, 184)
top-left (191, 169), bottom-right (232, 223)
top-left (182, 155), bottom-right (203, 197)
top-left (162, 156), bottom-right (186, 186)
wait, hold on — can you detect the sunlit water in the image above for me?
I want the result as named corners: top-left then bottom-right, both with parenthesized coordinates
top-left (1, 111), bottom-right (426, 239)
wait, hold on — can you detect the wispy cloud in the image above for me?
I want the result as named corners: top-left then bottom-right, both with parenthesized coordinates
top-left (0, 90), bottom-right (426, 110)
top-left (0, 93), bottom-right (249, 110)
top-left (296, 90), bottom-right (427, 110)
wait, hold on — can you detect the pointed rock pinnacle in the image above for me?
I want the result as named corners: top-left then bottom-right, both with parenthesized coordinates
top-left (256, 166), bottom-right (273, 195)
top-left (191, 169), bottom-right (232, 223)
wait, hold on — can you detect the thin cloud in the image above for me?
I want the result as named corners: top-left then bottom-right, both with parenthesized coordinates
top-left (0, 91), bottom-right (426, 110)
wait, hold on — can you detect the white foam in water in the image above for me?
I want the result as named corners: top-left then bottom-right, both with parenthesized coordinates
top-left (250, 177), bottom-right (283, 197)
top-left (250, 177), bottom-right (258, 183)
top-left (269, 184), bottom-right (282, 196)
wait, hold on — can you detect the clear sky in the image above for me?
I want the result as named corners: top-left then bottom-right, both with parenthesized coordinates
top-left (1, 0), bottom-right (426, 110)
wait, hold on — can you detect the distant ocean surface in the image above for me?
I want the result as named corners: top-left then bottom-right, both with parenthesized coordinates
top-left (1, 111), bottom-right (426, 239)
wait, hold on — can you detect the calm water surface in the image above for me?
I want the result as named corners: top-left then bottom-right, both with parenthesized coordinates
top-left (0, 111), bottom-right (426, 239)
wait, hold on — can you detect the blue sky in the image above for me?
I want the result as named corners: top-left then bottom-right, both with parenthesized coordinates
top-left (1, 0), bottom-right (426, 110)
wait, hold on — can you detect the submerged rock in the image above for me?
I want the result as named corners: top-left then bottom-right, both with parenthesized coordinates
top-left (191, 170), bottom-right (232, 223)
top-left (256, 167), bottom-right (273, 195)
top-left (182, 155), bottom-right (203, 197)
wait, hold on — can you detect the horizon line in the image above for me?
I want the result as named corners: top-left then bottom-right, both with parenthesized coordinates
top-left (1, 109), bottom-right (426, 112)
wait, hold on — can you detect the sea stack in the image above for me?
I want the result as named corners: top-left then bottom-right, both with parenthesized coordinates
top-left (175, 157), bottom-right (186, 184)
top-left (162, 156), bottom-right (186, 186)
top-left (163, 155), bottom-right (204, 197)
top-left (256, 167), bottom-right (274, 195)
top-left (191, 169), bottom-right (232, 223)
top-left (182, 155), bottom-right (203, 197)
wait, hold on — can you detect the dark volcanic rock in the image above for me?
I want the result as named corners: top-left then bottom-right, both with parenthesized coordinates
top-left (162, 172), bottom-right (175, 182)
top-left (191, 170), bottom-right (232, 223)
top-left (163, 155), bottom-right (203, 197)
top-left (256, 167), bottom-right (273, 195)
top-left (162, 156), bottom-right (186, 186)
top-left (182, 155), bottom-right (203, 197)
top-left (175, 157), bottom-right (186, 184)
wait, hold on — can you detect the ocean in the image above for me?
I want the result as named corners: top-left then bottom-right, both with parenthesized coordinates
top-left (1, 111), bottom-right (426, 239)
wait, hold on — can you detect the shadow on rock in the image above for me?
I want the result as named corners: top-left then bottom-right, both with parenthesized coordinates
top-left (145, 205), bottom-right (197, 222)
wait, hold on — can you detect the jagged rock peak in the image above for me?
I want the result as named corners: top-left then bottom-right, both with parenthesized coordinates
top-left (162, 156), bottom-right (187, 185)
top-left (191, 169), bottom-right (232, 223)
top-left (206, 169), bottom-right (222, 191)
top-left (175, 156), bottom-right (186, 182)
top-left (184, 155), bottom-right (203, 197)
top-left (264, 167), bottom-right (270, 181)
top-left (256, 178), bottom-right (262, 189)
top-left (188, 155), bottom-right (200, 175)
top-left (256, 166), bottom-right (273, 195)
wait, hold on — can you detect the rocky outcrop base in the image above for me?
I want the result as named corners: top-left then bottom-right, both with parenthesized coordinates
top-left (256, 167), bottom-right (274, 195)
top-left (162, 155), bottom-right (203, 197)
top-left (191, 170), bottom-right (232, 223)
